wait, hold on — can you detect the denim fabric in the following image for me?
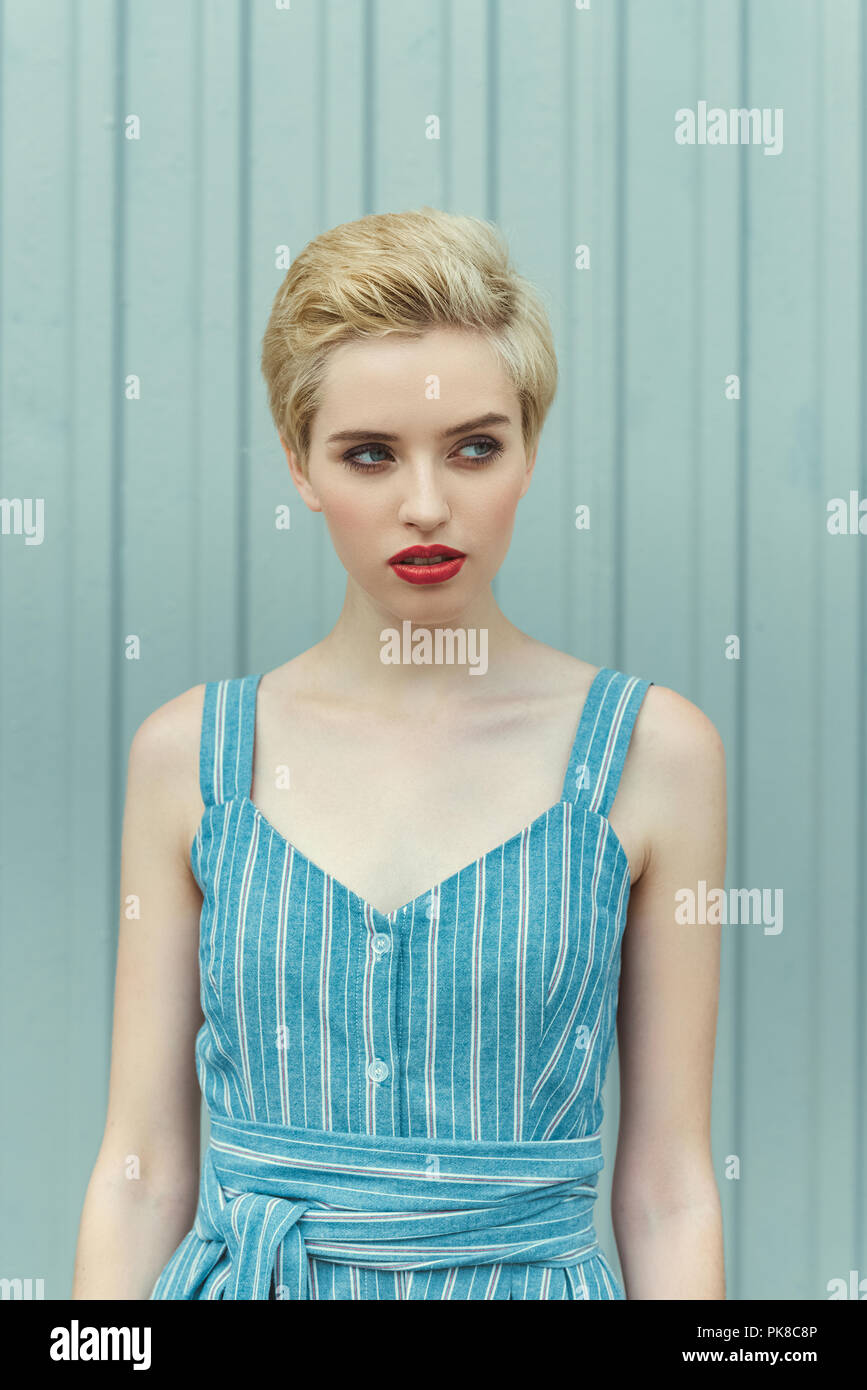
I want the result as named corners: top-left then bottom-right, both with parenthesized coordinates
top-left (151, 666), bottom-right (651, 1300)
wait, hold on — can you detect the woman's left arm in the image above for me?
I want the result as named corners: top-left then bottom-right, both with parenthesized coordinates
top-left (611, 686), bottom-right (728, 1299)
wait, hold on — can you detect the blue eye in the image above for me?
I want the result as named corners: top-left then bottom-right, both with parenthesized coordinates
top-left (458, 438), bottom-right (504, 462)
top-left (340, 436), bottom-right (505, 473)
top-left (345, 445), bottom-right (392, 468)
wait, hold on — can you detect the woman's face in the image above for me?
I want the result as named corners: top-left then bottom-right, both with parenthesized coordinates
top-left (282, 326), bottom-right (537, 620)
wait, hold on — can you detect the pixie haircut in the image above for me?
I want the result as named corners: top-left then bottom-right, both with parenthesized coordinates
top-left (260, 207), bottom-right (559, 478)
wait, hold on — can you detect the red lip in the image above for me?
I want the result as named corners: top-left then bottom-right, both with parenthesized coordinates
top-left (388, 545), bottom-right (466, 562)
top-left (388, 544), bottom-right (467, 587)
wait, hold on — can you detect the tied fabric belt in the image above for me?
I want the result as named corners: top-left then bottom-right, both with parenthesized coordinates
top-left (152, 1114), bottom-right (606, 1300)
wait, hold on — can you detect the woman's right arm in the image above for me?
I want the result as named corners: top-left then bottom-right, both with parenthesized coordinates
top-left (71, 685), bottom-right (207, 1299)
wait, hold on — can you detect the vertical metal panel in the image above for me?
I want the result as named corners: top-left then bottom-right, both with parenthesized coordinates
top-left (741, 0), bottom-right (828, 1299)
top-left (800, 0), bottom-right (864, 1296)
top-left (494, 2), bottom-right (572, 650)
top-left (0, 0), bottom-right (119, 1294)
top-left (66, 0), bottom-right (121, 1280)
top-left (0, 0), bottom-right (861, 1301)
top-left (247, 0), bottom-right (322, 668)
top-left (196, 0), bottom-right (245, 682)
top-left (568, 0), bottom-right (622, 664)
top-left (696, 0), bottom-right (744, 1302)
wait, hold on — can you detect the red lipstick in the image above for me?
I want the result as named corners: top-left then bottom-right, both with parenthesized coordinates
top-left (388, 543), bottom-right (466, 586)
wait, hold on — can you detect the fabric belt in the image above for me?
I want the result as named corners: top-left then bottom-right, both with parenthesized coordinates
top-left (163, 1114), bottom-right (606, 1300)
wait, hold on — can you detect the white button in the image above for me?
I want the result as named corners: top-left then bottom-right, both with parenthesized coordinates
top-left (372, 932), bottom-right (391, 954)
top-left (367, 1058), bottom-right (389, 1083)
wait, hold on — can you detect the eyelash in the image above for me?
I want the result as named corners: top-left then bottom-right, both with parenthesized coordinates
top-left (341, 436), bottom-right (506, 473)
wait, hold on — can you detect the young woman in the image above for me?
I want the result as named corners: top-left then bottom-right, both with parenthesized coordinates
top-left (72, 208), bottom-right (726, 1300)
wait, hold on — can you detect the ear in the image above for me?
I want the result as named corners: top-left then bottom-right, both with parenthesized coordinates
top-left (518, 440), bottom-right (539, 500)
top-left (279, 435), bottom-right (322, 513)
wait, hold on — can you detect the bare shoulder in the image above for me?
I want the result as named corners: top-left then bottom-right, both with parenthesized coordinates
top-left (631, 682), bottom-right (726, 777)
top-left (126, 682), bottom-right (208, 864)
top-left (129, 681), bottom-right (207, 773)
top-left (627, 682), bottom-right (726, 847)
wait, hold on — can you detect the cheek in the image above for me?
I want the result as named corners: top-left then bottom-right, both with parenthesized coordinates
top-left (318, 486), bottom-right (382, 556)
top-left (322, 489), bottom-right (366, 529)
top-left (468, 477), bottom-right (524, 544)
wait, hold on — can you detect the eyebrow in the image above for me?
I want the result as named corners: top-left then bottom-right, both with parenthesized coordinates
top-left (324, 412), bottom-right (513, 445)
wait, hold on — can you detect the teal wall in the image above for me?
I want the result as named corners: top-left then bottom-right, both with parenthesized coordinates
top-left (0, 0), bottom-right (863, 1301)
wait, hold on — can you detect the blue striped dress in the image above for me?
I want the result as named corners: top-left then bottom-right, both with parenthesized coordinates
top-left (150, 665), bottom-right (652, 1300)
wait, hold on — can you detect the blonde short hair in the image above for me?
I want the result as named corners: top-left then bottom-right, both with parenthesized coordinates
top-left (260, 207), bottom-right (559, 477)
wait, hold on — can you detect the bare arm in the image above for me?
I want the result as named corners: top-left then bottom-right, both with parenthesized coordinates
top-left (71, 686), bottom-right (206, 1299)
top-left (611, 686), bottom-right (727, 1299)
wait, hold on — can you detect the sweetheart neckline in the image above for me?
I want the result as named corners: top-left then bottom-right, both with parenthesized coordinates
top-left (191, 794), bottom-right (631, 921)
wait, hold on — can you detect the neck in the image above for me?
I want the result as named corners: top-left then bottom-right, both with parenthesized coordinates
top-left (309, 578), bottom-right (530, 705)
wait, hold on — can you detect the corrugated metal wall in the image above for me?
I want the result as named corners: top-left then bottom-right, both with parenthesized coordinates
top-left (0, 0), bottom-right (863, 1300)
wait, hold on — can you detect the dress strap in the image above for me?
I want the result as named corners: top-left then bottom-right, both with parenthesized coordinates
top-left (561, 667), bottom-right (653, 817)
top-left (198, 673), bottom-right (263, 807)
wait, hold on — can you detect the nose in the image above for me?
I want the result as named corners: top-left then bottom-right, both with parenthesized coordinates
top-left (396, 461), bottom-right (452, 530)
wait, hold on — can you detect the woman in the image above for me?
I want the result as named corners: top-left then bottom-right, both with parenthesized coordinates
top-left (72, 207), bottom-right (726, 1300)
